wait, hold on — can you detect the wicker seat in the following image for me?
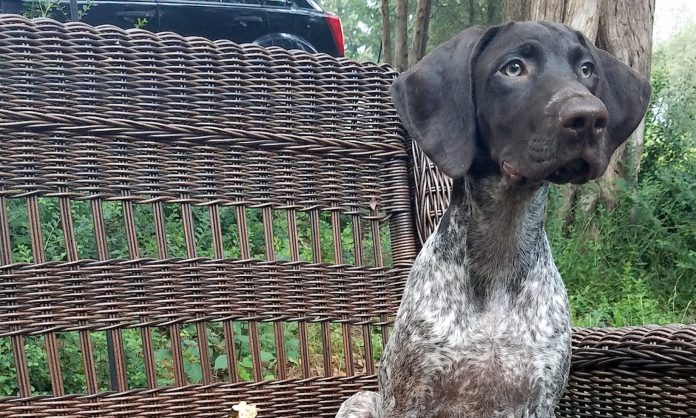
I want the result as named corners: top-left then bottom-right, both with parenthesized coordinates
top-left (0, 15), bottom-right (693, 418)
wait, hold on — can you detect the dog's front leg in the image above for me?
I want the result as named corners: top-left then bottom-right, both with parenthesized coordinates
top-left (378, 338), bottom-right (450, 418)
top-left (335, 391), bottom-right (381, 418)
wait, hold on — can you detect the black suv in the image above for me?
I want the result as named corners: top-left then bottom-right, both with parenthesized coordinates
top-left (0, 0), bottom-right (345, 56)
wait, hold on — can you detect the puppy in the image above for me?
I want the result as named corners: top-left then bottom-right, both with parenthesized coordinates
top-left (337, 21), bottom-right (650, 418)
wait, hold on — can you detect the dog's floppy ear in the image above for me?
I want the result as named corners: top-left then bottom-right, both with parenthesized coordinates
top-left (390, 26), bottom-right (497, 179)
top-left (594, 48), bottom-right (652, 150)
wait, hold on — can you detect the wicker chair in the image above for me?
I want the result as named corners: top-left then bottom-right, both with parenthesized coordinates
top-left (0, 15), bottom-right (693, 418)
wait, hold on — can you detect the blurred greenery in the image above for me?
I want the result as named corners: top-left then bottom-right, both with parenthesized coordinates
top-left (317, 0), bottom-right (503, 61)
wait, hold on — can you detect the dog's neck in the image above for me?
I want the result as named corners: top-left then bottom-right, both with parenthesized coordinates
top-left (436, 175), bottom-right (549, 290)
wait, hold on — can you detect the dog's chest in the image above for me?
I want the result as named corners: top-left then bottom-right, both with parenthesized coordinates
top-left (399, 263), bottom-right (570, 416)
top-left (437, 306), bottom-right (556, 416)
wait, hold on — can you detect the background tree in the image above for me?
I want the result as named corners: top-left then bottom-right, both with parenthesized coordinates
top-left (395, 0), bottom-right (410, 71)
top-left (410, 0), bottom-right (433, 66)
top-left (428, 0), bottom-right (503, 48)
top-left (381, 0), bottom-right (393, 64)
top-left (319, 0), bottom-right (504, 66)
top-left (596, 1), bottom-right (655, 203)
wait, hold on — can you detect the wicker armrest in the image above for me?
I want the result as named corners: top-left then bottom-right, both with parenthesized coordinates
top-left (560, 325), bottom-right (696, 417)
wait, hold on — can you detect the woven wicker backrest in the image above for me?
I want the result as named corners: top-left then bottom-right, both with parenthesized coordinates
top-left (0, 15), bottom-right (417, 417)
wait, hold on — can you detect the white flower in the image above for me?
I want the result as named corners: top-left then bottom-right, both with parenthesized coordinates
top-left (231, 401), bottom-right (258, 418)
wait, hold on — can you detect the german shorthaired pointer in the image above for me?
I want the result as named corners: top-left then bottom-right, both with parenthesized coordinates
top-left (336, 21), bottom-right (650, 418)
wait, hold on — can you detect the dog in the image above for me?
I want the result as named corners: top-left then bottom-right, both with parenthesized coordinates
top-left (336, 21), bottom-right (650, 418)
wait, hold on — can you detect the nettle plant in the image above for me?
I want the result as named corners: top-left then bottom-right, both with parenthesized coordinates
top-left (22, 0), bottom-right (93, 21)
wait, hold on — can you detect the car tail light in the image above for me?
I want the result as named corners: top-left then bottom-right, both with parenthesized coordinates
top-left (325, 12), bottom-right (345, 57)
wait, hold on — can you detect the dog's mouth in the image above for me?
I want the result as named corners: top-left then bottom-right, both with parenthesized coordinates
top-left (546, 158), bottom-right (592, 184)
top-left (502, 158), bottom-right (593, 185)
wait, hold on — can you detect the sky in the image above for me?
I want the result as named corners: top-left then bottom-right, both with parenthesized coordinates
top-left (654, 0), bottom-right (696, 43)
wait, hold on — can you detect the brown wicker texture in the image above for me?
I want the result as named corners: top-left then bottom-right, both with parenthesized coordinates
top-left (0, 14), bottom-right (694, 418)
top-left (409, 140), bottom-right (452, 246)
top-left (0, 14), bottom-right (414, 417)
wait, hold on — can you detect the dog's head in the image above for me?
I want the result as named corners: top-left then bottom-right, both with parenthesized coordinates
top-left (390, 21), bottom-right (651, 184)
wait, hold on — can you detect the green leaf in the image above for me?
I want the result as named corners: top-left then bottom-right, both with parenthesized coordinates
top-left (238, 367), bottom-right (251, 381)
top-left (185, 363), bottom-right (202, 384)
top-left (214, 355), bottom-right (228, 370)
top-left (260, 351), bottom-right (275, 363)
top-left (154, 349), bottom-right (172, 362)
top-left (239, 356), bottom-right (253, 369)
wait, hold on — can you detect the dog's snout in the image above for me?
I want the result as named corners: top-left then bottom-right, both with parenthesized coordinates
top-left (560, 97), bottom-right (609, 138)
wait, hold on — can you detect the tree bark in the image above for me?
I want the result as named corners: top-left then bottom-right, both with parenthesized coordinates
top-left (381, 0), bottom-right (394, 65)
top-left (563, 0), bottom-right (600, 39)
top-left (505, 0), bottom-right (599, 36)
top-left (410, 0), bottom-right (433, 66)
top-left (596, 0), bottom-right (655, 197)
top-left (395, 0), bottom-right (409, 71)
top-left (529, 0), bottom-right (565, 22)
top-left (504, 0), bottom-right (532, 21)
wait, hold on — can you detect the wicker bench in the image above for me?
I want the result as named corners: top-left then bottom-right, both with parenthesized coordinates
top-left (0, 15), bottom-right (694, 418)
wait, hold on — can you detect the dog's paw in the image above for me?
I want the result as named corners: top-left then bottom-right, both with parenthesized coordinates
top-left (335, 391), bottom-right (379, 418)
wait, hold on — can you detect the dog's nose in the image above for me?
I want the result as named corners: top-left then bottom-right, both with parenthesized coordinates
top-left (560, 97), bottom-right (609, 138)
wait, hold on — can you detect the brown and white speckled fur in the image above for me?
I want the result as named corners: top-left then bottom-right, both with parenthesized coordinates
top-left (338, 177), bottom-right (570, 418)
top-left (388, 176), bottom-right (570, 417)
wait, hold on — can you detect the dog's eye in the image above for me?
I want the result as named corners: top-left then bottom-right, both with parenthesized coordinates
top-left (501, 60), bottom-right (525, 77)
top-left (580, 62), bottom-right (594, 78)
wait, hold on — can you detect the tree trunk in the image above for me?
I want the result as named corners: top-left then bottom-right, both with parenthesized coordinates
top-left (69, 0), bottom-right (79, 21)
top-left (395, 0), bottom-right (409, 71)
top-left (504, 0), bottom-right (532, 21)
top-left (505, 0), bottom-right (599, 34)
top-left (410, 0), bottom-right (433, 66)
top-left (381, 0), bottom-right (393, 65)
top-left (529, 0), bottom-right (565, 21)
top-left (596, 0), bottom-right (655, 207)
top-left (468, 0), bottom-right (476, 24)
top-left (563, 0), bottom-right (600, 39)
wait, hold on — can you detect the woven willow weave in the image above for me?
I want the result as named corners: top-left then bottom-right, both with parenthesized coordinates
top-left (0, 15), bottom-right (694, 418)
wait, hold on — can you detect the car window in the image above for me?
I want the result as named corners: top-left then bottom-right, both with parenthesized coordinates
top-left (261, 0), bottom-right (313, 9)
top-left (217, 0), bottom-right (262, 4)
top-left (218, 0), bottom-right (262, 4)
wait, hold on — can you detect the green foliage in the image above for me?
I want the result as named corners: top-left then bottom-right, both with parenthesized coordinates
top-left (317, 0), bottom-right (503, 62)
top-left (427, 0), bottom-right (503, 51)
top-left (134, 17), bottom-right (149, 30)
top-left (318, 0), bottom-right (382, 61)
top-left (546, 174), bottom-right (695, 327)
top-left (22, 0), bottom-right (93, 21)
